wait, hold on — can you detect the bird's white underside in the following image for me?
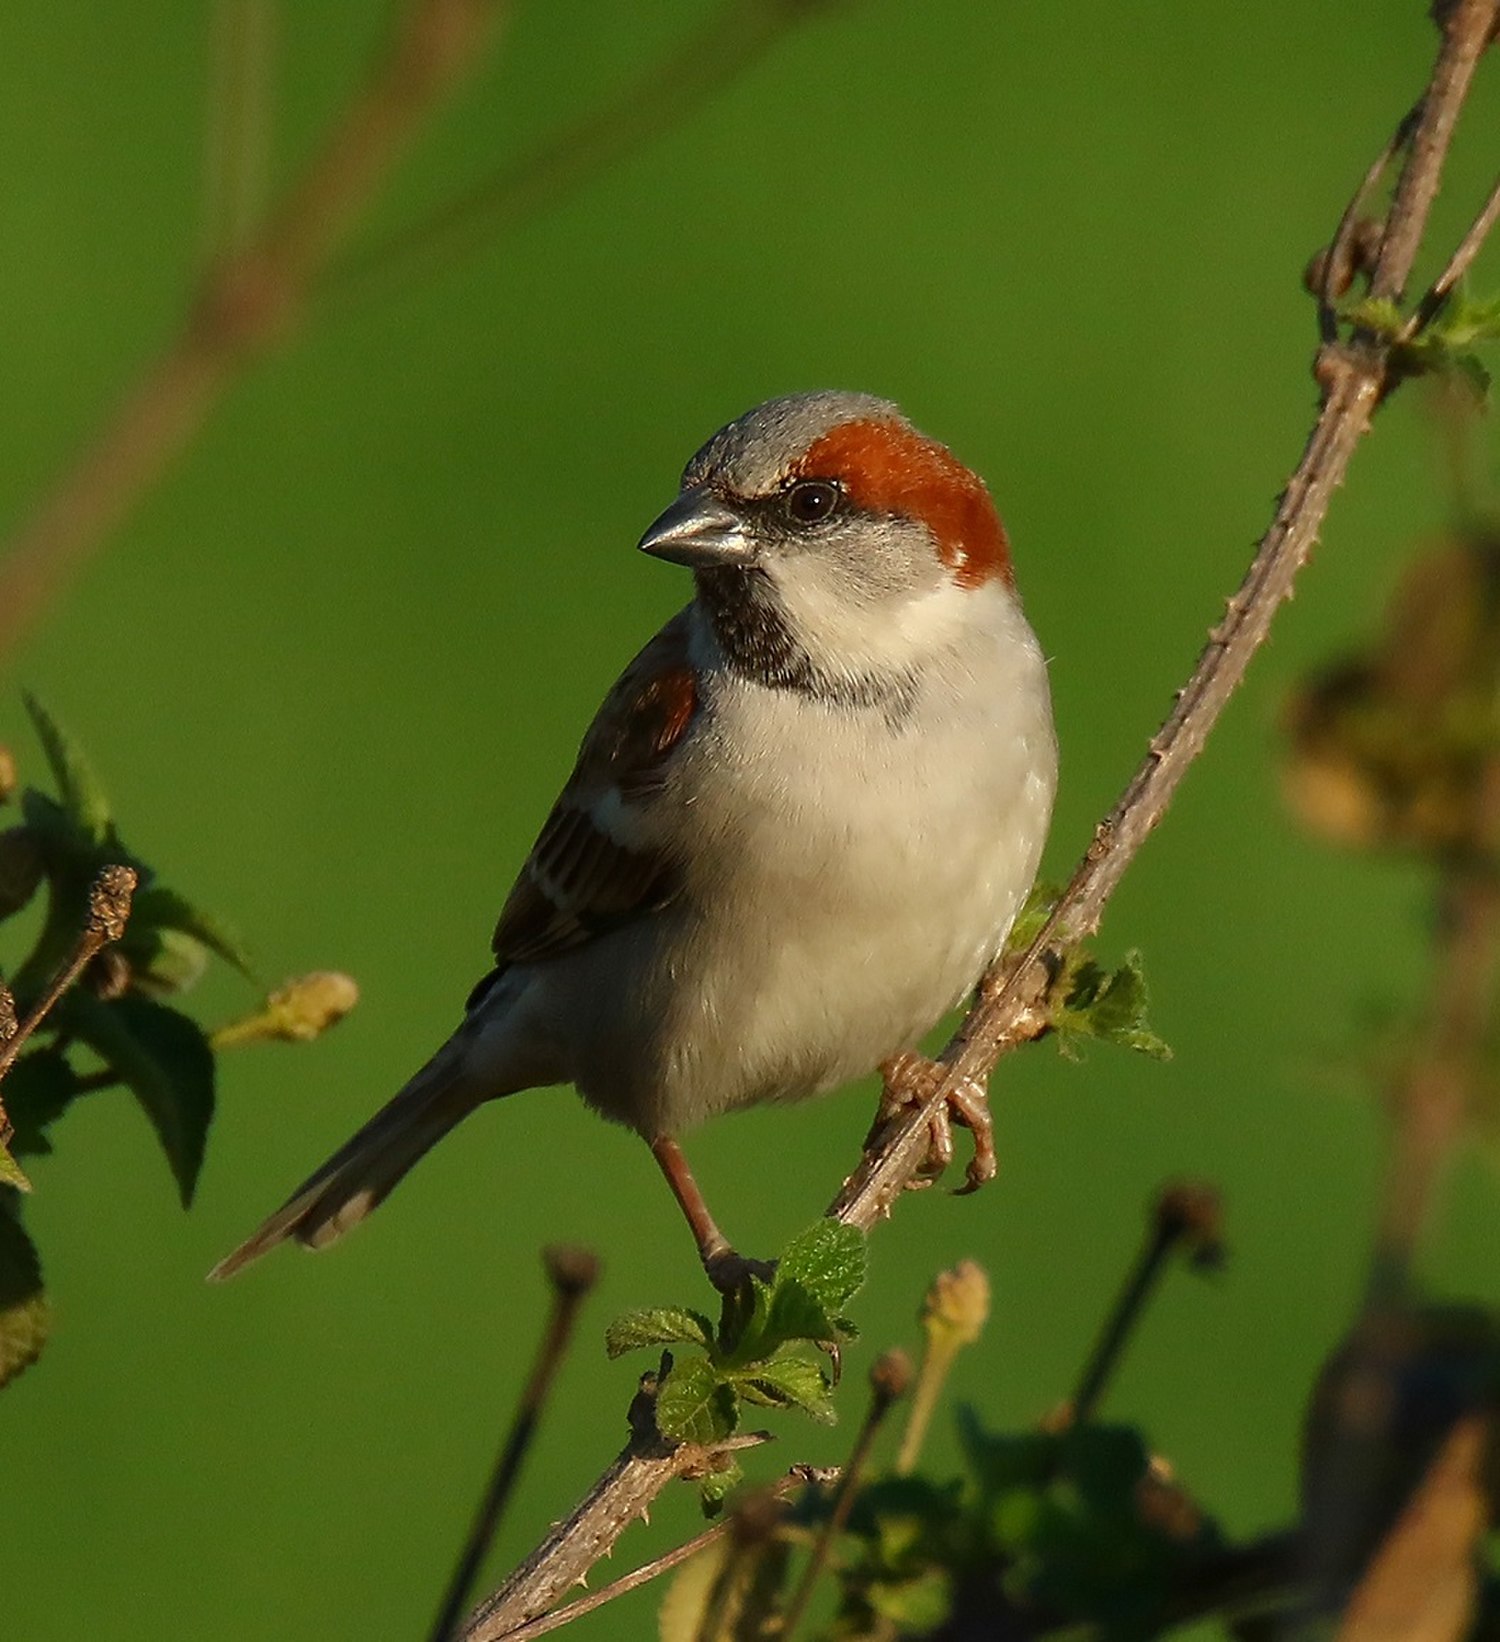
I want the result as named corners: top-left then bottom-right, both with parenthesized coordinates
top-left (465, 577), bottom-right (1058, 1138)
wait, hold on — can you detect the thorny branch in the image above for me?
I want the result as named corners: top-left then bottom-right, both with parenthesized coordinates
top-left (490, 1467), bottom-right (839, 1642)
top-left (460, 1378), bottom-right (770, 1642)
top-left (831, 0), bottom-right (1500, 1234)
top-left (464, 4), bottom-right (1500, 1635)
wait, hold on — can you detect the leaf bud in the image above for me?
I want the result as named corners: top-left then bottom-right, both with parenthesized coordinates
top-left (1152, 1180), bottom-right (1226, 1270)
top-left (214, 970), bottom-right (359, 1048)
top-left (543, 1243), bottom-right (600, 1297)
top-left (0, 746), bottom-right (15, 806)
top-left (920, 1258), bottom-right (991, 1351)
top-left (869, 1347), bottom-right (914, 1410)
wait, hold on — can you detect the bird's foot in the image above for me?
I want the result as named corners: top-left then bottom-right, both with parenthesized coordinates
top-left (703, 1244), bottom-right (776, 1295)
top-left (874, 1052), bottom-right (997, 1194)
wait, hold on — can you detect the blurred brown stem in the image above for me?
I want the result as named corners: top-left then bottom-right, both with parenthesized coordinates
top-left (0, 0), bottom-right (509, 661)
top-left (1072, 1222), bottom-right (1177, 1425)
top-left (338, 0), bottom-right (823, 294)
top-left (1368, 763), bottom-right (1500, 1304)
top-left (0, 0), bottom-right (830, 663)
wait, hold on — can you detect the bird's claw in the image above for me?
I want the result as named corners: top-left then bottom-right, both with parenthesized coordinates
top-left (874, 1052), bottom-right (997, 1193)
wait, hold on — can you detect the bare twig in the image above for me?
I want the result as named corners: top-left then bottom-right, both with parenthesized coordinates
top-left (431, 1247), bottom-right (601, 1642)
top-left (0, 0), bottom-right (831, 662)
top-left (1317, 102), bottom-right (1420, 341)
top-left (0, 982), bottom-right (18, 1157)
top-left (829, 0), bottom-right (1500, 1238)
top-left (489, 1467), bottom-right (838, 1642)
top-left (491, 1520), bottom-right (725, 1642)
top-left (1405, 169), bottom-right (1500, 338)
top-left (1367, 761), bottom-right (1500, 1306)
top-left (1372, 3), bottom-right (1497, 305)
top-left (461, 6), bottom-right (1500, 1631)
top-left (0, 865), bottom-right (137, 1088)
top-left (1071, 1184), bottom-right (1223, 1425)
top-left (458, 1396), bottom-right (769, 1642)
top-left (0, 0), bottom-right (508, 661)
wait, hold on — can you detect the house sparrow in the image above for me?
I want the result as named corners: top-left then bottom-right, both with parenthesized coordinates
top-left (212, 391), bottom-right (1057, 1287)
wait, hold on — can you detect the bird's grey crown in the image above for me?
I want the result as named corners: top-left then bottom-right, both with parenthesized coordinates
top-left (682, 391), bottom-right (908, 498)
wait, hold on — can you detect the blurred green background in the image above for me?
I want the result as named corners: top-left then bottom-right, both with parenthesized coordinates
top-left (4, 2), bottom-right (1499, 1637)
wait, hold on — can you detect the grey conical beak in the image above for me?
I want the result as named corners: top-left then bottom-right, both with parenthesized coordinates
top-left (637, 487), bottom-right (755, 569)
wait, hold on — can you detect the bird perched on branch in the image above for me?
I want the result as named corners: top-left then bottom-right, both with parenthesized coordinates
top-left (212, 391), bottom-right (1057, 1288)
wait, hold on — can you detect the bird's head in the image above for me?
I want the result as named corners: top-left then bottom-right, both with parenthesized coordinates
top-left (638, 391), bottom-right (1017, 698)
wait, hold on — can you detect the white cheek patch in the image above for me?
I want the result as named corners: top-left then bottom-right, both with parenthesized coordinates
top-left (772, 562), bottom-right (1013, 681)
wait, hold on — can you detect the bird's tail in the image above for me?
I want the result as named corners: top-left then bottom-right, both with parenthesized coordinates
top-left (209, 1029), bottom-right (488, 1282)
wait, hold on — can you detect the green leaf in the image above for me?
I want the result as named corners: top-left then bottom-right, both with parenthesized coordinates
top-left (0, 1200), bottom-right (50, 1387)
top-left (1, 1048), bottom-right (83, 1156)
top-left (1452, 352), bottom-right (1493, 404)
top-left (125, 926), bottom-right (210, 997)
top-left (1053, 950), bottom-right (1171, 1060)
top-left (866, 1567), bottom-right (952, 1630)
top-left (1062, 1423), bottom-right (1151, 1511)
top-left (1438, 291), bottom-right (1500, 349)
top-left (656, 1352), bottom-right (738, 1445)
top-left (733, 1349), bottom-right (836, 1424)
top-left (22, 692), bottom-right (112, 846)
top-left (65, 992), bottom-right (215, 1206)
top-left (958, 1407), bottom-right (1058, 1496)
top-left (775, 1220), bottom-right (867, 1315)
top-left (722, 1221), bottom-right (867, 1365)
top-left (127, 885), bottom-right (255, 981)
top-left (605, 1305), bottom-right (715, 1359)
top-left (658, 1541), bottom-right (728, 1642)
top-left (761, 1279), bottom-right (840, 1351)
top-left (1340, 296), bottom-right (1405, 339)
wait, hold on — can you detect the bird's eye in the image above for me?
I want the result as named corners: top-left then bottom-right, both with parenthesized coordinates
top-left (784, 480), bottom-right (841, 525)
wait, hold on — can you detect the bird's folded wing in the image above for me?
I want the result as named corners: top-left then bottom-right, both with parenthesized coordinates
top-left (488, 611), bottom-right (699, 969)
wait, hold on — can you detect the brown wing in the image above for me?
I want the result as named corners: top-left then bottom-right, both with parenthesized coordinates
top-left (486, 611), bottom-right (699, 973)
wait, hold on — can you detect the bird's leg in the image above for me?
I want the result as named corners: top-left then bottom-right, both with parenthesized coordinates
top-left (873, 1052), bottom-right (997, 1194)
top-left (650, 1135), bottom-right (773, 1292)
